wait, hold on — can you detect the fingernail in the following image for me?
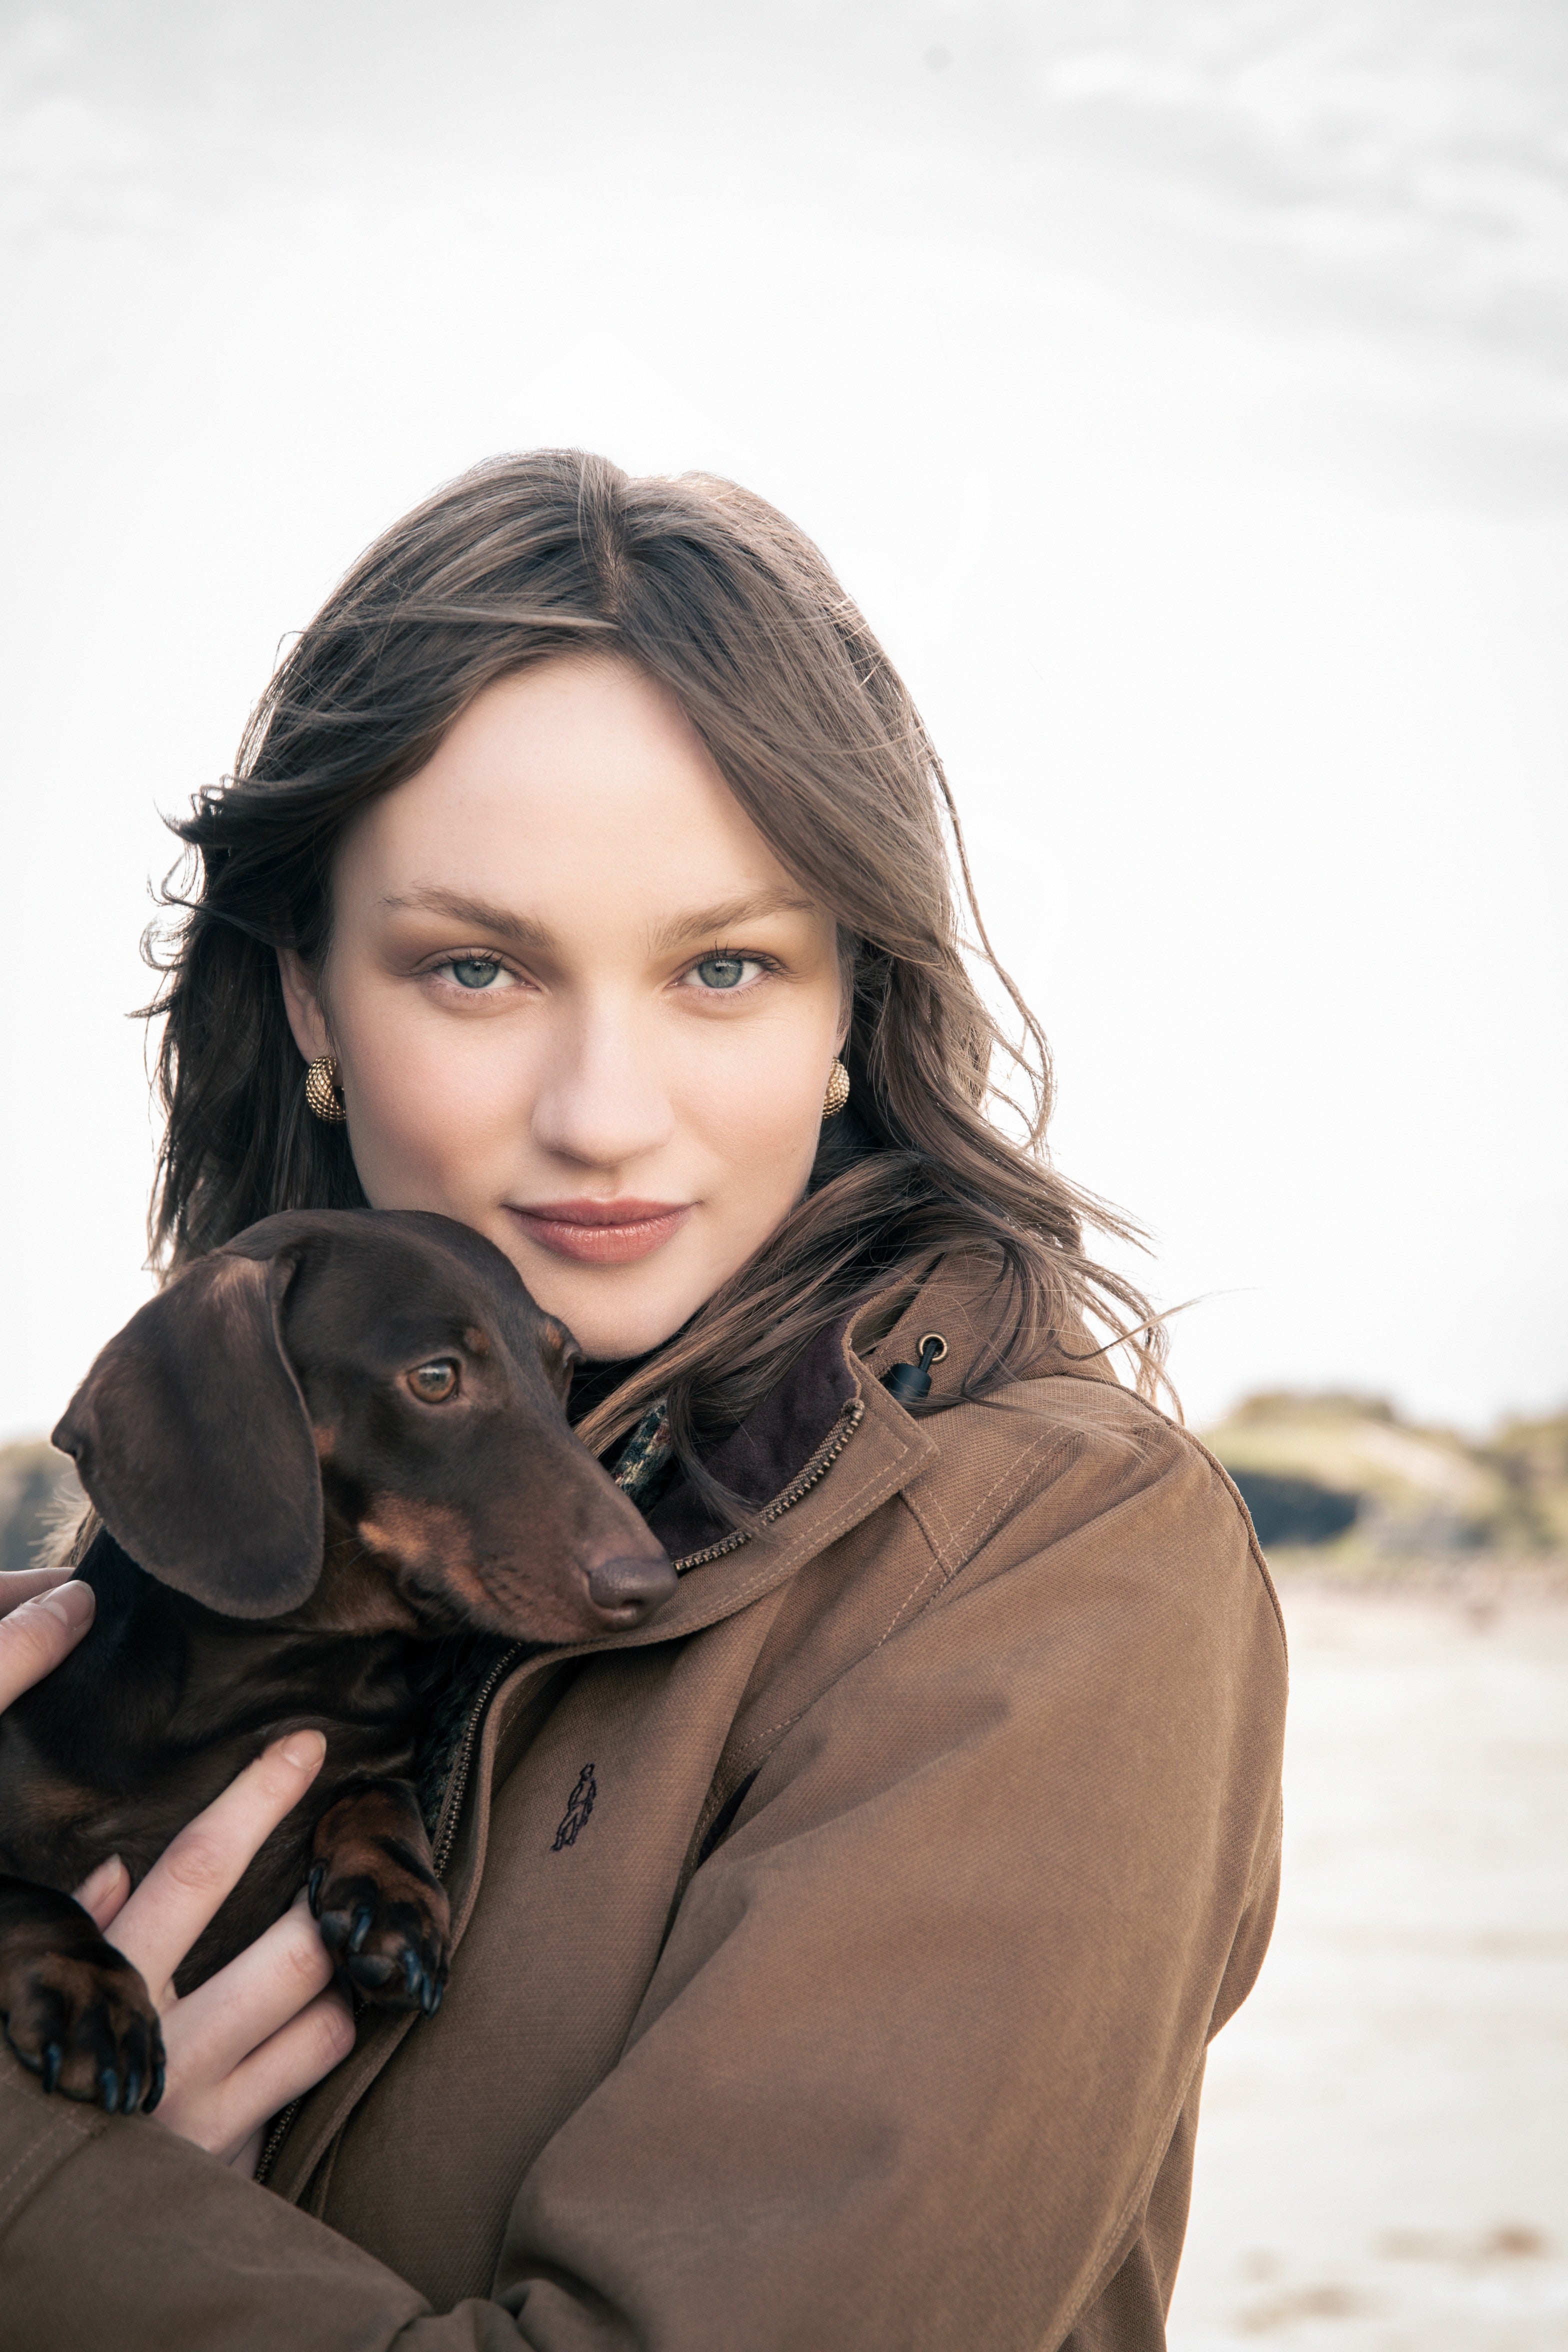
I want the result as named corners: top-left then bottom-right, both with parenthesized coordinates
top-left (36, 1580), bottom-right (94, 1630)
top-left (278, 1729), bottom-right (326, 1772)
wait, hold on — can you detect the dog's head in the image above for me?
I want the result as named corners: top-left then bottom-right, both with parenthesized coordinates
top-left (52, 1210), bottom-right (677, 1642)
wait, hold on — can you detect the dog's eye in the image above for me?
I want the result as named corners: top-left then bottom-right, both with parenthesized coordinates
top-left (406, 1360), bottom-right (460, 1404)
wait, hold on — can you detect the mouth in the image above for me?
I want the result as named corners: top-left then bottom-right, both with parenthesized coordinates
top-left (504, 1196), bottom-right (693, 1267)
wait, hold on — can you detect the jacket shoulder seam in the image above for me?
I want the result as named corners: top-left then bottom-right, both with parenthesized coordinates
top-left (722, 1494), bottom-right (941, 1773)
top-left (932, 1380), bottom-right (1288, 1659)
top-left (881, 1424), bottom-right (1078, 1645)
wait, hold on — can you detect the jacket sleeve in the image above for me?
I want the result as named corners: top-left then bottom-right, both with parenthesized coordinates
top-left (0, 1434), bottom-right (1284, 2351)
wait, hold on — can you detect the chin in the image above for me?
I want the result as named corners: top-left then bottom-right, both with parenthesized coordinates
top-left (518, 1270), bottom-right (696, 1364)
top-left (570, 1302), bottom-right (694, 1362)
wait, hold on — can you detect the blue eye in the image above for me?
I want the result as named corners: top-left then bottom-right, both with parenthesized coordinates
top-left (449, 958), bottom-right (500, 990)
top-left (694, 954), bottom-right (748, 990)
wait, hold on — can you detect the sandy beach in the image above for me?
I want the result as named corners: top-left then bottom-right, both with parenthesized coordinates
top-left (1169, 1576), bottom-right (1568, 2350)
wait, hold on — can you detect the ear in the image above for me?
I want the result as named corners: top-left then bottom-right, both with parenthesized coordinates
top-left (51, 1250), bottom-right (324, 1620)
top-left (276, 946), bottom-right (332, 1064)
top-left (834, 930), bottom-right (857, 1054)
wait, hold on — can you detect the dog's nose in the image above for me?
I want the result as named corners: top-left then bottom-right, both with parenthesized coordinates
top-left (584, 1553), bottom-right (680, 1626)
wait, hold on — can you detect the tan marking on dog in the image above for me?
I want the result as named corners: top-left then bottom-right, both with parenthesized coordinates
top-left (356, 1496), bottom-right (594, 1642)
top-left (358, 1496), bottom-right (474, 1572)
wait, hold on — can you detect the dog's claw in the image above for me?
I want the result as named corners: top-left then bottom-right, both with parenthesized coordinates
top-left (122, 2066), bottom-right (142, 2116)
top-left (146, 2058), bottom-right (166, 2114)
top-left (98, 2066), bottom-right (120, 2114)
top-left (307, 1862), bottom-right (326, 1914)
top-left (308, 1832), bottom-right (450, 2016)
top-left (40, 2042), bottom-right (62, 2096)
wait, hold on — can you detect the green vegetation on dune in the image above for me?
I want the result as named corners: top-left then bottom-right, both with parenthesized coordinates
top-left (1204, 1392), bottom-right (1568, 1561)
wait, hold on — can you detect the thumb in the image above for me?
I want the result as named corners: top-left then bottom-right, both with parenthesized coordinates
top-left (74, 1854), bottom-right (132, 1930)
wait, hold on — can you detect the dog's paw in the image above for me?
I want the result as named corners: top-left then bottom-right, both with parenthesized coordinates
top-left (2, 1947), bottom-right (164, 2114)
top-left (308, 1860), bottom-right (450, 2016)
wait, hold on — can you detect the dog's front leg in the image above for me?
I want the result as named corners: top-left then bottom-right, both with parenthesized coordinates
top-left (307, 1782), bottom-right (450, 2016)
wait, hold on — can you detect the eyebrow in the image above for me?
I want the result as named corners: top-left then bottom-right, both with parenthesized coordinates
top-left (646, 890), bottom-right (817, 953)
top-left (380, 888), bottom-right (554, 950)
top-left (382, 884), bottom-right (817, 954)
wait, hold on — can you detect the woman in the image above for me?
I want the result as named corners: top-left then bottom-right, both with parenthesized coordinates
top-left (0, 452), bottom-right (1285, 2349)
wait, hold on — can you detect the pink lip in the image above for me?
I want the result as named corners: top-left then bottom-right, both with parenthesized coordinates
top-left (504, 1196), bottom-right (692, 1266)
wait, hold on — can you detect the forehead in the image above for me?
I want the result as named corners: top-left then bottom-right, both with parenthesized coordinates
top-left (332, 655), bottom-right (805, 928)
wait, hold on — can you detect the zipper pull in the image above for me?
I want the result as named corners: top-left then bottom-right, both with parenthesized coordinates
top-left (881, 1333), bottom-right (948, 1405)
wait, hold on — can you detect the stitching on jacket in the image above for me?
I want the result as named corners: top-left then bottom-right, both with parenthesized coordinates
top-left (696, 1458), bottom-right (911, 1621)
top-left (1054, 2042), bottom-right (1208, 2345)
top-left (875, 1428), bottom-right (1070, 1648)
top-left (931, 1426), bottom-right (1078, 1566)
top-left (0, 2104), bottom-right (98, 2228)
top-left (728, 1428), bottom-right (1076, 1784)
top-left (715, 1497), bottom-right (940, 1778)
top-left (1100, 1401), bottom-right (1287, 1658)
top-left (1242, 1790), bottom-right (1286, 1912)
top-left (874, 1476), bottom-right (966, 1634)
top-left (1058, 1796), bottom-right (1286, 2342)
top-left (723, 1506), bottom-right (934, 1768)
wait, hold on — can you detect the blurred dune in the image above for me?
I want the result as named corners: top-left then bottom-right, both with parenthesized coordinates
top-left (1206, 1391), bottom-right (1568, 1568)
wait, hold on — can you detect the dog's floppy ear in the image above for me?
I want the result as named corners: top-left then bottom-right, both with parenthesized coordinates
top-left (52, 1249), bottom-right (322, 1618)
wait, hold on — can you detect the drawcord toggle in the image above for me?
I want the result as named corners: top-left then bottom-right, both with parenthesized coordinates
top-left (880, 1334), bottom-right (948, 1405)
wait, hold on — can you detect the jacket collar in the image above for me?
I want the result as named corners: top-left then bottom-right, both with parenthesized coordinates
top-left (642, 1315), bottom-right (860, 1562)
top-left (561, 1252), bottom-right (1114, 1657)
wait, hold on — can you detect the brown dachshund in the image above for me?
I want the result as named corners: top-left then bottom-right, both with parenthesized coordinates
top-left (0, 1208), bottom-right (676, 2115)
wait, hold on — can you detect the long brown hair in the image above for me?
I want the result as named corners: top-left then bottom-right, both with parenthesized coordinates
top-left (148, 451), bottom-right (1166, 1516)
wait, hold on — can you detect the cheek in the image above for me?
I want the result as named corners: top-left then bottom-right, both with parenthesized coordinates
top-left (334, 992), bottom-right (534, 1204)
top-left (680, 1026), bottom-right (830, 1224)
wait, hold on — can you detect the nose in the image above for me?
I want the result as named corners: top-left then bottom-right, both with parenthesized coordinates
top-left (584, 1552), bottom-right (680, 1628)
top-left (531, 1004), bottom-right (676, 1172)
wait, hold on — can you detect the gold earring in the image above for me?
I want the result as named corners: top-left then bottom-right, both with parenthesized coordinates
top-left (304, 1055), bottom-right (348, 1124)
top-left (822, 1058), bottom-right (850, 1120)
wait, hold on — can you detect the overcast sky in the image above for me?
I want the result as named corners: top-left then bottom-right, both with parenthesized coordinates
top-left (3, 0), bottom-right (1565, 1440)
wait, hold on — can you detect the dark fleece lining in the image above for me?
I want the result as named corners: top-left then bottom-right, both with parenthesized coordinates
top-left (646, 1316), bottom-right (857, 1562)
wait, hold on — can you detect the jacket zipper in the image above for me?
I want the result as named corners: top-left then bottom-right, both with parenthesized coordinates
top-left (670, 1396), bottom-right (865, 1572)
top-left (430, 1641), bottom-right (528, 1876)
top-left (256, 2097), bottom-right (299, 2188)
top-left (254, 1394), bottom-right (864, 2189)
top-left (256, 1644), bottom-right (525, 2188)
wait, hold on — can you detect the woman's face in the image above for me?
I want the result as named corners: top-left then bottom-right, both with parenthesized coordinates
top-left (279, 656), bottom-right (846, 1361)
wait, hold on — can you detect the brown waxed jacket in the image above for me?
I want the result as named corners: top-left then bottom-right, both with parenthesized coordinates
top-left (0, 1260), bottom-right (1286, 2351)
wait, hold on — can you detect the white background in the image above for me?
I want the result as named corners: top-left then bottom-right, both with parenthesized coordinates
top-left (4, 0), bottom-right (1565, 1440)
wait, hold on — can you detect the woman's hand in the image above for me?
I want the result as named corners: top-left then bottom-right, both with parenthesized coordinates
top-left (0, 1568), bottom-right (354, 2172)
top-left (0, 1568), bottom-right (97, 1706)
top-left (77, 1737), bottom-right (356, 2170)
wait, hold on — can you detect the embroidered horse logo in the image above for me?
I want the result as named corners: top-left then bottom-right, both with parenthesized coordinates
top-left (552, 1764), bottom-right (597, 1851)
